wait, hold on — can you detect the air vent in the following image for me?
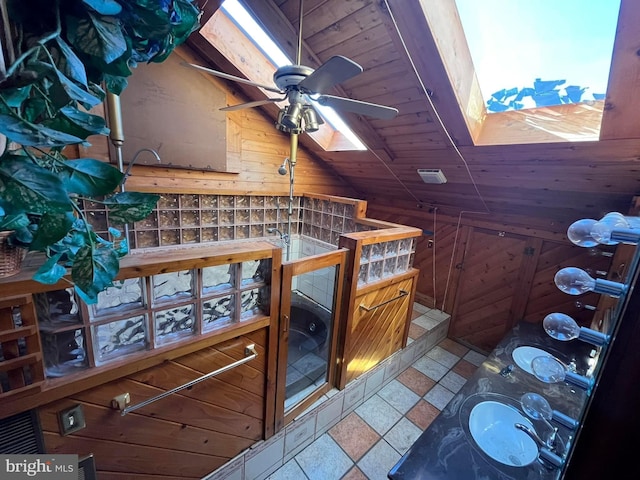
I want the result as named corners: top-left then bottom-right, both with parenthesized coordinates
top-left (417, 169), bottom-right (447, 184)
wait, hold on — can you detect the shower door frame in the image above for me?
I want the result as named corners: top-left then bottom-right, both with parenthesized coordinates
top-left (275, 248), bottom-right (348, 431)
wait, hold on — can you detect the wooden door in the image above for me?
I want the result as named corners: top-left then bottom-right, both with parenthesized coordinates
top-left (449, 228), bottom-right (530, 353)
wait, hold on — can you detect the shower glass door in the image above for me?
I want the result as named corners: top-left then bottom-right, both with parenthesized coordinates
top-left (276, 249), bottom-right (347, 429)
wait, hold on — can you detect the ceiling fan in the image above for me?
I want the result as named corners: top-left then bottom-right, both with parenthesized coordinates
top-left (184, 0), bottom-right (399, 136)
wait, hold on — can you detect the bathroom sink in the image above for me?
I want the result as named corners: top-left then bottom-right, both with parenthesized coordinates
top-left (468, 401), bottom-right (538, 467)
top-left (512, 346), bottom-right (553, 375)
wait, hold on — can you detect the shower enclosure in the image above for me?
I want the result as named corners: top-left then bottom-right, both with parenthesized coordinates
top-left (275, 248), bottom-right (347, 429)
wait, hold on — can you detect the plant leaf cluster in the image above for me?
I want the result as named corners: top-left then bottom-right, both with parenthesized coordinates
top-left (0, 0), bottom-right (200, 302)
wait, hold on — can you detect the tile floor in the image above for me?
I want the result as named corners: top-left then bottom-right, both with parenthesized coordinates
top-left (205, 303), bottom-right (487, 480)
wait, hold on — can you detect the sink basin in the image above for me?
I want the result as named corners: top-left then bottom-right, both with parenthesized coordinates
top-left (512, 346), bottom-right (553, 375)
top-left (468, 401), bottom-right (538, 467)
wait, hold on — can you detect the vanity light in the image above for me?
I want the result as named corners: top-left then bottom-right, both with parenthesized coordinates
top-left (531, 355), bottom-right (594, 391)
top-left (543, 312), bottom-right (609, 347)
top-left (554, 267), bottom-right (626, 298)
top-left (567, 212), bottom-right (640, 246)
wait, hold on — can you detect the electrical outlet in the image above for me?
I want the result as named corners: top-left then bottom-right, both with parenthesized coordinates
top-left (58, 404), bottom-right (86, 436)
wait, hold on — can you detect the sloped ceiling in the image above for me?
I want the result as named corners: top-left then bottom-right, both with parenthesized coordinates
top-left (190, 0), bottom-right (640, 226)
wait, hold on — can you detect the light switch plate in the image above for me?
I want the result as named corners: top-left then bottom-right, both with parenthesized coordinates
top-left (58, 404), bottom-right (86, 436)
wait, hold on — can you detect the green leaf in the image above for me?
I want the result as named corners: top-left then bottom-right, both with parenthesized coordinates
top-left (0, 153), bottom-right (73, 214)
top-left (60, 158), bottom-right (124, 195)
top-left (103, 74), bottom-right (128, 95)
top-left (103, 191), bottom-right (160, 224)
top-left (61, 107), bottom-right (109, 135)
top-left (33, 253), bottom-right (68, 285)
top-left (82, 0), bottom-right (122, 16)
top-left (1, 86), bottom-right (32, 107)
top-left (51, 66), bottom-right (102, 108)
top-left (23, 98), bottom-right (47, 122)
top-left (0, 213), bottom-right (30, 231)
top-left (0, 114), bottom-right (85, 146)
top-left (29, 212), bottom-right (75, 251)
top-left (55, 37), bottom-right (88, 87)
top-left (68, 13), bottom-right (127, 64)
top-left (71, 244), bottom-right (119, 303)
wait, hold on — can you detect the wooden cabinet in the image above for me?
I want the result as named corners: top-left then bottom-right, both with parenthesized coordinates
top-left (339, 269), bottom-right (418, 387)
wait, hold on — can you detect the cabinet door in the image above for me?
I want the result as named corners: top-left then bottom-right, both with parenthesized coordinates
top-left (343, 274), bottom-right (415, 385)
top-left (38, 330), bottom-right (268, 479)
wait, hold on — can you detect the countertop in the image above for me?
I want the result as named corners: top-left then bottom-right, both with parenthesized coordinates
top-left (388, 321), bottom-right (596, 480)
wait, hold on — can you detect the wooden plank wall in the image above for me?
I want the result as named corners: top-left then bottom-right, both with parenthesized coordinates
top-left (79, 45), bottom-right (356, 200)
top-left (366, 203), bottom-right (615, 353)
top-left (38, 330), bottom-right (268, 480)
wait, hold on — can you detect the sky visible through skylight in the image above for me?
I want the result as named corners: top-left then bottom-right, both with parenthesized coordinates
top-left (455, 0), bottom-right (621, 112)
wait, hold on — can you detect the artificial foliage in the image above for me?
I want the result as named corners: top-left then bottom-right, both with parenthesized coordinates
top-left (0, 0), bottom-right (200, 302)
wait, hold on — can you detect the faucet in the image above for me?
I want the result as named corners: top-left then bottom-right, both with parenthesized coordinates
top-left (267, 227), bottom-right (290, 247)
top-left (121, 148), bottom-right (162, 187)
top-left (515, 423), bottom-right (564, 468)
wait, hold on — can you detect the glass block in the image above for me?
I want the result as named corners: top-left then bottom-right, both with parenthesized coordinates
top-left (235, 225), bottom-right (249, 239)
top-left (251, 196), bottom-right (265, 208)
top-left (383, 257), bottom-right (397, 277)
top-left (321, 200), bottom-right (331, 213)
top-left (333, 216), bottom-right (344, 232)
top-left (240, 289), bottom-right (261, 320)
top-left (203, 294), bottom-right (234, 331)
top-left (358, 264), bottom-right (368, 286)
top-left (180, 194), bottom-right (199, 209)
top-left (219, 209), bottom-right (234, 226)
top-left (91, 278), bottom-right (144, 319)
top-left (182, 228), bottom-right (199, 243)
top-left (344, 204), bottom-right (355, 218)
top-left (41, 328), bottom-right (88, 378)
top-left (201, 195), bottom-right (218, 209)
top-left (321, 213), bottom-right (332, 229)
top-left (159, 210), bottom-right (180, 228)
top-left (201, 227), bottom-right (218, 242)
top-left (344, 219), bottom-right (355, 232)
top-left (321, 228), bottom-right (331, 243)
top-left (333, 202), bottom-right (345, 216)
top-left (135, 211), bottom-right (158, 229)
top-left (152, 270), bottom-right (194, 303)
top-left (369, 261), bottom-right (383, 283)
top-left (158, 194), bottom-right (179, 209)
top-left (182, 210), bottom-right (200, 227)
top-left (311, 225), bottom-right (320, 240)
top-left (311, 198), bottom-right (321, 211)
top-left (93, 315), bottom-right (147, 364)
top-left (396, 255), bottom-right (409, 273)
top-left (219, 195), bottom-right (234, 208)
top-left (371, 242), bottom-right (384, 260)
top-left (203, 264), bottom-right (235, 294)
top-left (136, 230), bottom-right (159, 248)
top-left (385, 241), bottom-right (399, 257)
top-left (266, 196), bottom-right (278, 208)
top-left (251, 225), bottom-right (264, 238)
top-left (87, 211), bottom-right (108, 231)
top-left (34, 288), bottom-right (81, 328)
top-left (251, 209), bottom-right (264, 224)
top-left (201, 210), bottom-right (218, 226)
top-left (154, 304), bottom-right (196, 344)
top-left (399, 238), bottom-right (413, 254)
top-left (219, 226), bottom-right (234, 240)
top-left (312, 210), bottom-right (321, 226)
top-left (236, 209), bottom-right (250, 224)
top-left (330, 230), bottom-right (340, 245)
top-left (303, 223), bottom-right (312, 236)
top-left (242, 259), bottom-right (266, 285)
top-left (265, 209), bottom-right (278, 223)
top-left (235, 195), bottom-right (249, 208)
top-left (160, 229), bottom-right (180, 246)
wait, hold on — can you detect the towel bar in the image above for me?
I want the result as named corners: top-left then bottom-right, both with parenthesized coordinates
top-left (359, 289), bottom-right (409, 312)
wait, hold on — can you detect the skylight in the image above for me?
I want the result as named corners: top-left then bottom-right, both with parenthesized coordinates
top-left (219, 0), bottom-right (366, 150)
top-left (455, 0), bottom-right (621, 113)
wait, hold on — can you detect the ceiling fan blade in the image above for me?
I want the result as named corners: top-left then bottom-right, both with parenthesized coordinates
top-left (298, 56), bottom-right (363, 94)
top-left (182, 62), bottom-right (283, 94)
top-left (316, 94), bottom-right (399, 120)
top-left (220, 97), bottom-right (286, 111)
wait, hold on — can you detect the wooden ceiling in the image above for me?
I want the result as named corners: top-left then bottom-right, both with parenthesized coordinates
top-left (190, 0), bottom-right (640, 226)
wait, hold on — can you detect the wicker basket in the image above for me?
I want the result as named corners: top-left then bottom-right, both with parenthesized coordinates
top-left (0, 230), bottom-right (26, 278)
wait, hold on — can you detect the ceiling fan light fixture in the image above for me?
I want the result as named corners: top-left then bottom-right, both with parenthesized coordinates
top-left (302, 107), bottom-right (319, 132)
top-left (281, 103), bottom-right (302, 130)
